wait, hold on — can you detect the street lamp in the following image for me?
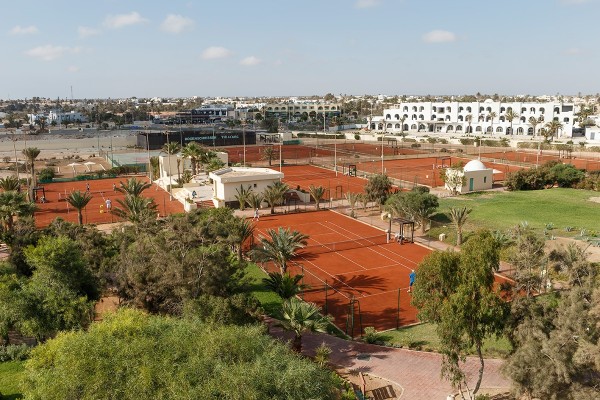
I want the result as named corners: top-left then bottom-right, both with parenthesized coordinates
top-left (242, 120), bottom-right (246, 167)
top-left (145, 130), bottom-right (152, 182)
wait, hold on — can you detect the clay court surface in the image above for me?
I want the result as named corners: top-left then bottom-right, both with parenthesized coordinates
top-left (281, 165), bottom-right (369, 198)
top-left (317, 142), bottom-right (427, 157)
top-left (33, 176), bottom-right (184, 228)
top-left (225, 144), bottom-right (333, 164)
top-left (481, 150), bottom-right (600, 171)
top-left (253, 210), bottom-right (431, 334)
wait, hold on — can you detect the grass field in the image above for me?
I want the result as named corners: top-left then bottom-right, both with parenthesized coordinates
top-left (434, 188), bottom-right (600, 234)
top-left (0, 361), bottom-right (25, 399)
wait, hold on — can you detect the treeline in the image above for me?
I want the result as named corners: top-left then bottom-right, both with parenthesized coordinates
top-left (506, 160), bottom-right (598, 191)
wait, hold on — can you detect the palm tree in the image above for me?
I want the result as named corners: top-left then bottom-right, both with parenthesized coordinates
top-left (505, 109), bottom-right (519, 135)
top-left (262, 272), bottom-right (307, 299)
top-left (229, 217), bottom-right (255, 263)
top-left (65, 190), bottom-right (93, 225)
top-left (234, 185), bottom-right (252, 211)
top-left (116, 178), bottom-right (152, 197)
top-left (528, 116), bottom-right (541, 137)
top-left (251, 227), bottom-right (308, 273)
top-left (279, 297), bottom-right (329, 352)
top-left (465, 114), bottom-right (473, 134)
top-left (0, 176), bottom-right (20, 192)
top-left (345, 192), bottom-right (360, 218)
top-left (544, 120), bottom-right (564, 140)
top-left (0, 191), bottom-right (36, 233)
top-left (246, 192), bottom-right (264, 211)
top-left (399, 116), bottom-right (406, 136)
top-left (149, 156), bottom-right (160, 181)
top-left (113, 195), bottom-right (158, 224)
top-left (181, 142), bottom-right (204, 175)
top-left (262, 181), bottom-right (289, 214)
top-left (21, 147), bottom-right (40, 201)
top-left (261, 147), bottom-right (276, 166)
top-left (308, 185), bottom-right (326, 210)
top-left (448, 206), bottom-right (472, 246)
top-left (487, 111), bottom-right (497, 134)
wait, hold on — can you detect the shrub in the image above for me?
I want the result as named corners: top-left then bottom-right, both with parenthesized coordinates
top-left (37, 167), bottom-right (55, 182)
top-left (410, 143), bottom-right (421, 148)
top-left (0, 344), bottom-right (31, 361)
top-left (354, 134), bottom-right (360, 140)
top-left (363, 326), bottom-right (381, 344)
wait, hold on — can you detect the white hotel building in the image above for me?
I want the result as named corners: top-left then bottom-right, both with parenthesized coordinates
top-left (378, 100), bottom-right (577, 138)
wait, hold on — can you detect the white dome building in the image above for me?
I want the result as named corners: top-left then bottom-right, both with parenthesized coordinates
top-left (445, 159), bottom-right (493, 194)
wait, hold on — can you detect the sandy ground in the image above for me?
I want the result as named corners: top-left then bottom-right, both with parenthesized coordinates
top-left (545, 236), bottom-right (600, 263)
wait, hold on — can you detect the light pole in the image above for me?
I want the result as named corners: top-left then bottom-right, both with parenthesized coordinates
top-left (242, 121), bottom-right (246, 167)
top-left (381, 117), bottom-right (386, 174)
top-left (11, 130), bottom-right (19, 181)
top-left (146, 130), bottom-right (152, 181)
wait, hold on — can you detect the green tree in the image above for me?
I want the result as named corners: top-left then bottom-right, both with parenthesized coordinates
top-left (308, 185), bottom-right (326, 210)
top-left (262, 117), bottom-right (279, 133)
top-left (507, 224), bottom-right (546, 298)
top-left (263, 271), bottom-right (307, 299)
top-left (116, 177), bottom-right (152, 197)
top-left (411, 231), bottom-right (507, 398)
top-left (21, 147), bottom-right (40, 201)
top-left (279, 297), bottom-right (330, 352)
top-left (345, 191), bottom-right (360, 217)
top-left (441, 166), bottom-right (466, 195)
top-left (487, 111), bottom-right (497, 134)
top-left (246, 192), bottom-right (264, 211)
top-left (65, 190), bottom-right (93, 225)
top-left (449, 207), bottom-right (472, 246)
top-left (262, 181), bottom-right (288, 214)
top-left (234, 184), bottom-right (252, 211)
top-left (181, 142), bottom-right (204, 175)
top-left (505, 109), bottom-right (519, 135)
top-left (364, 173), bottom-right (392, 210)
top-left (544, 120), bottom-right (563, 140)
top-left (261, 146), bottom-right (276, 166)
top-left (528, 116), bottom-right (541, 136)
top-left (385, 188), bottom-right (439, 233)
top-left (251, 227), bottom-right (308, 274)
top-left (23, 309), bottom-right (341, 399)
top-left (113, 195), bottom-right (158, 224)
top-left (228, 217), bottom-right (255, 263)
top-left (0, 191), bottom-right (36, 234)
top-left (0, 176), bottom-right (21, 192)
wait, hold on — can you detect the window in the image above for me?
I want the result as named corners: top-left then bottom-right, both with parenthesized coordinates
top-left (484, 176), bottom-right (487, 183)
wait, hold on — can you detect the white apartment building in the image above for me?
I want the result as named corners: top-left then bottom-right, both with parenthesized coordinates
top-left (28, 110), bottom-right (87, 125)
top-left (379, 100), bottom-right (577, 138)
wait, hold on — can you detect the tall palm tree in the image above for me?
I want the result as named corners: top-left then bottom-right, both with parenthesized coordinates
top-left (234, 185), bottom-right (252, 211)
top-left (308, 185), bottom-right (326, 210)
top-left (504, 109), bottom-right (519, 135)
top-left (262, 181), bottom-right (289, 214)
top-left (21, 147), bottom-right (40, 201)
top-left (0, 191), bottom-right (36, 233)
top-left (262, 271), bottom-right (307, 299)
top-left (65, 190), bottom-right (93, 225)
top-left (113, 195), bottom-right (158, 224)
top-left (279, 297), bottom-right (329, 352)
top-left (528, 116), bottom-right (541, 137)
top-left (544, 120), bottom-right (564, 140)
top-left (487, 111), bottom-right (497, 134)
top-left (251, 227), bottom-right (308, 273)
top-left (399, 116), bottom-right (406, 136)
top-left (116, 178), bottom-right (152, 197)
top-left (181, 142), bottom-right (204, 175)
top-left (0, 176), bottom-right (20, 192)
top-left (449, 206), bottom-right (472, 246)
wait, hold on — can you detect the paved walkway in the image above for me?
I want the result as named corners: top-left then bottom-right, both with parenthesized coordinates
top-left (267, 317), bottom-right (511, 399)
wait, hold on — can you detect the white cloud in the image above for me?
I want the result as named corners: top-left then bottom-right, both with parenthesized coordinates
top-left (10, 25), bottom-right (38, 35)
top-left (24, 45), bottom-right (81, 61)
top-left (201, 46), bottom-right (232, 60)
top-left (67, 66), bottom-right (80, 72)
top-left (78, 26), bottom-right (101, 38)
top-left (103, 12), bottom-right (148, 29)
top-left (240, 56), bottom-right (261, 66)
top-left (355, 0), bottom-right (380, 8)
top-left (422, 30), bottom-right (457, 43)
top-left (160, 14), bottom-right (194, 34)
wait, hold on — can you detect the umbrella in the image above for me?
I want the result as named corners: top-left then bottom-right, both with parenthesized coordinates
top-left (67, 162), bottom-right (82, 176)
top-left (83, 161), bottom-right (96, 172)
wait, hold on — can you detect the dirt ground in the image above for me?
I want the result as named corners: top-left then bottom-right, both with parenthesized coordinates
top-left (545, 236), bottom-right (600, 263)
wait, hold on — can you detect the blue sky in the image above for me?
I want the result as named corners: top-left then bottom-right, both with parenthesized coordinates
top-left (2, 0), bottom-right (599, 99)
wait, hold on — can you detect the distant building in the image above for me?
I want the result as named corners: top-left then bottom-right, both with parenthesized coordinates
top-left (208, 167), bottom-right (284, 208)
top-left (173, 105), bottom-right (234, 124)
top-left (137, 129), bottom-right (256, 150)
top-left (380, 100), bottom-right (577, 137)
top-left (264, 102), bottom-right (342, 120)
top-left (28, 110), bottom-right (87, 125)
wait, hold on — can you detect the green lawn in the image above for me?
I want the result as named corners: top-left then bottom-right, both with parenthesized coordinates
top-left (244, 263), bottom-right (283, 318)
top-left (0, 361), bottom-right (25, 399)
top-left (434, 188), bottom-right (600, 235)
top-left (375, 323), bottom-right (512, 358)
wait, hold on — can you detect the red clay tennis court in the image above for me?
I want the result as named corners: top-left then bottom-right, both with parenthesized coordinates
top-left (253, 210), bottom-right (431, 336)
top-left (33, 176), bottom-right (184, 228)
top-left (224, 144), bottom-right (333, 164)
top-left (281, 165), bottom-right (369, 198)
top-left (480, 150), bottom-right (600, 171)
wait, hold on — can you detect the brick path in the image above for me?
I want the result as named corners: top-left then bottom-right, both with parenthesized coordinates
top-left (267, 317), bottom-right (511, 399)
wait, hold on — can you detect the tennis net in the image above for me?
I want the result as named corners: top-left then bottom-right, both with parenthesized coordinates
top-left (300, 235), bottom-right (388, 255)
